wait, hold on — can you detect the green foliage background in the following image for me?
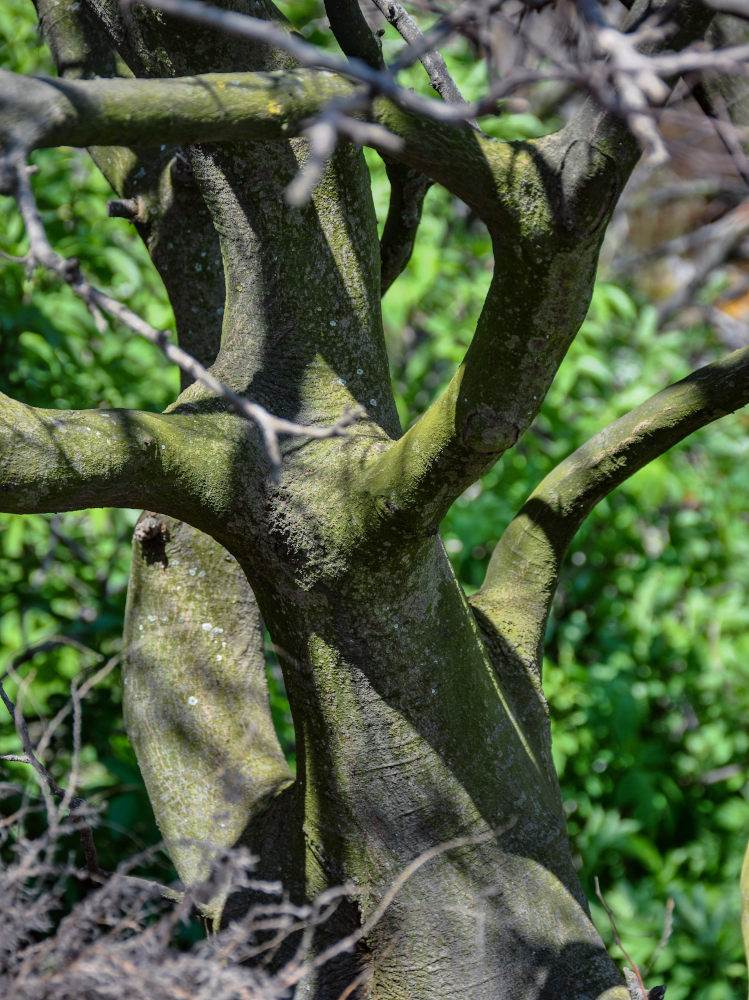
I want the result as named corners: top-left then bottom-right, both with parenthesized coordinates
top-left (2, 3), bottom-right (748, 996)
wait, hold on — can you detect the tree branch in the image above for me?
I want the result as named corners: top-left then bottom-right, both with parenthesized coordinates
top-left (0, 392), bottom-right (180, 515)
top-left (323, 0), bottom-right (384, 70)
top-left (470, 345), bottom-right (749, 669)
top-left (358, 0), bottom-right (719, 535)
top-left (380, 160), bottom-right (432, 294)
top-left (360, 126), bottom-right (635, 534)
top-left (0, 655), bottom-right (118, 875)
top-left (127, 0), bottom-right (478, 124)
top-left (33, 0), bottom-right (122, 81)
top-left (2, 151), bottom-right (358, 473)
top-left (368, 0), bottom-right (475, 294)
top-left (369, 0), bottom-right (469, 109)
top-left (0, 66), bottom-right (359, 153)
top-left (0, 62), bottom-right (512, 222)
top-left (320, 0), bottom-right (435, 295)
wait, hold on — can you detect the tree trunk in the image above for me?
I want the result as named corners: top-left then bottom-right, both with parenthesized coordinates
top-left (115, 72), bottom-right (629, 992)
top-left (3, 0), bottom-right (746, 997)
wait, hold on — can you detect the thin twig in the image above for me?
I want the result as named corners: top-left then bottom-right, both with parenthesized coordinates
top-left (2, 650), bottom-right (116, 877)
top-left (657, 200), bottom-right (749, 324)
top-left (3, 635), bottom-right (102, 680)
top-left (35, 656), bottom-right (118, 762)
top-left (595, 876), bottom-right (649, 1000)
top-left (369, 0), bottom-right (469, 107)
top-left (0, 675), bottom-right (100, 874)
top-left (576, 0), bottom-right (670, 163)
top-left (688, 75), bottom-right (749, 188)
top-left (5, 154), bottom-right (358, 473)
top-left (0, 681), bottom-right (67, 801)
top-left (644, 897), bottom-right (674, 976)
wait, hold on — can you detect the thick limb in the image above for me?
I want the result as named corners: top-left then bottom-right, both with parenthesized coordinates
top-left (363, 113), bottom-right (640, 533)
top-left (0, 394), bottom-right (186, 515)
top-left (471, 345), bottom-right (749, 670)
top-left (31, 0), bottom-right (295, 909)
top-left (123, 515), bottom-right (292, 921)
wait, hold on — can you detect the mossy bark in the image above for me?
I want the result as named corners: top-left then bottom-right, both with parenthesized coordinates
top-left (123, 515), bottom-right (291, 916)
top-left (2, 1), bottom-right (745, 997)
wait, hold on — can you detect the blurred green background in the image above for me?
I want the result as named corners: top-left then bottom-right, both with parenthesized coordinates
top-left (2, 2), bottom-right (748, 996)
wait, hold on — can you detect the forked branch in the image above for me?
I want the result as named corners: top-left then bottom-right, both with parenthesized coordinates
top-left (361, 130), bottom-right (635, 536)
top-left (358, 0), bottom-right (722, 537)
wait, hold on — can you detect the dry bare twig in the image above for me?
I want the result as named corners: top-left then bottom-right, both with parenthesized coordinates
top-left (1, 809), bottom-right (521, 1000)
top-left (0, 153), bottom-right (358, 472)
top-left (369, 0), bottom-right (469, 107)
top-left (0, 672), bottom-right (101, 875)
top-left (595, 876), bottom-right (667, 1000)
